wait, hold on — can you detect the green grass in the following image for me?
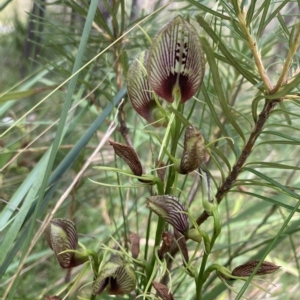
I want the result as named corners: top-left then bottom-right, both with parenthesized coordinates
top-left (0, 0), bottom-right (300, 299)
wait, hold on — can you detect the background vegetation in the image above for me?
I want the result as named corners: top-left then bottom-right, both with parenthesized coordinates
top-left (0, 0), bottom-right (300, 299)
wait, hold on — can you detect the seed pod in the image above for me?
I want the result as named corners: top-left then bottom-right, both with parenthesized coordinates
top-left (147, 15), bottom-right (205, 103)
top-left (146, 195), bottom-right (189, 234)
top-left (175, 125), bottom-right (205, 174)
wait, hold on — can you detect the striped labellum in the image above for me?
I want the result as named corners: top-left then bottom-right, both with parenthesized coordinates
top-left (147, 15), bottom-right (205, 103)
top-left (93, 254), bottom-right (136, 296)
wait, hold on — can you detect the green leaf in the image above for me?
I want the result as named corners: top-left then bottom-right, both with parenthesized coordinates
top-left (200, 84), bottom-right (236, 157)
top-left (268, 74), bottom-right (300, 99)
top-left (236, 173), bottom-right (300, 299)
top-left (246, 0), bottom-right (257, 26)
top-left (260, 0), bottom-right (291, 36)
top-left (243, 167), bottom-right (300, 201)
top-left (256, 0), bottom-right (271, 38)
top-left (185, 0), bottom-right (231, 20)
top-left (246, 161), bottom-right (300, 171)
top-left (0, 87), bottom-right (57, 103)
top-left (277, 12), bottom-right (290, 37)
top-left (0, 152), bottom-right (49, 266)
top-left (4, 2), bottom-right (100, 297)
top-left (195, 15), bottom-right (259, 87)
top-left (261, 130), bottom-right (300, 143)
top-left (232, 190), bottom-right (300, 213)
top-left (200, 38), bottom-right (245, 142)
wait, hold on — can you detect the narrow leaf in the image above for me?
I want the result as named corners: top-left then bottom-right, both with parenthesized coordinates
top-left (200, 37), bottom-right (246, 142)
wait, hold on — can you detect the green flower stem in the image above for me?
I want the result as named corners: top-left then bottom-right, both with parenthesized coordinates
top-left (165, 95), bottom-right (183, 194)
top-left (116, 171), bottom-right (128, 246)
top-left (196, 207), bottom-right (221, 298)
top-left (144, 210), bottom-right (152, 262)
top-left (168, 105), bottom-right (190, 127)
top-left (145, 180), bottom-right (165, 287)
top-left (87, 249), bottom-right (100, 276)
top-left (90, 294), bottom-right (96, 300)
top-left (196, 264), bottom-right (220, 300)
top-left (158, 113), bottom-right (174, 161)
top-left (146, 93), bottom-right (183, 290)
top-left (196, 252), bottom-right (209, 299)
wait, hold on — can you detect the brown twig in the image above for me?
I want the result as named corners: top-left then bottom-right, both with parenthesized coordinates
top-left (196, 97), bottom-right (281, 225)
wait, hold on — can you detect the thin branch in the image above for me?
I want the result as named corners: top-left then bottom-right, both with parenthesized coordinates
top-left (196, 97), bottom-right (281, 225)
top-left (273, 22), bottom-right (300, 93)
top-left (237, 9), bottom-right (273, 92)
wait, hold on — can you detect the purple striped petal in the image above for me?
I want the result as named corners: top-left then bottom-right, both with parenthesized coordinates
top-left (93, 254), bottom-right (136, 296)
top-left (127, 51), bottom-right (166, 127)
top-left (45, 218), bottom-right (78, 268)
top-left (147, 16), bottom-right (205, 103)
top-left (146, 195), bottom-right (189, 234)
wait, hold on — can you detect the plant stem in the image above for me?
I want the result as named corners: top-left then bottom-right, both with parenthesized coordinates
top-left (196, 97), bottom-right (280, 226)
top-left (196, 252), bottom-right (209, 299)
top-left (90, 294), bottom-right (96, 300)
top-left (273, 22), bottom-right (300, 93)
top-left (196, 206), bottom-right (220, 298)
top-left (237, 6), bottom-right (273, 92)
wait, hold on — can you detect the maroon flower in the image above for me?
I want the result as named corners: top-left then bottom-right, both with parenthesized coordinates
top-left (147, 15), bottom-right (205, 103)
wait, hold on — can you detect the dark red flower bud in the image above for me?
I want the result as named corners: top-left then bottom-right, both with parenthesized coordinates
top-left (232, 260), bottom-right (281, 277)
